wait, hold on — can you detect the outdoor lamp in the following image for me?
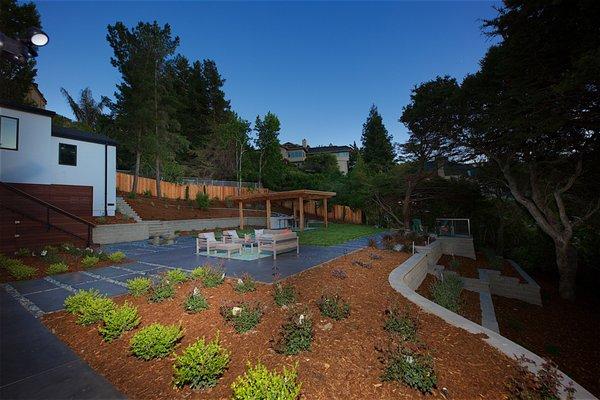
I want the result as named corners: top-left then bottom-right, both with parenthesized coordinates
top-left (0, 26), bottom-right (48, 64)
top-left (27, 27), bottom-right (49, 47)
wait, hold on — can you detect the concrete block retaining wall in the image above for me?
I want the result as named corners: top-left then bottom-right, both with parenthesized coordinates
top-left (93, 217), bottom-right (267, 245)
top-left (388, 243), bottom-right (595, 399)
top-left (437, 236), bottom-right (476, 259)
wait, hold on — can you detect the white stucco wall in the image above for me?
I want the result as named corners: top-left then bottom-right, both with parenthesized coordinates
top-left (0, 106), bottom-right (116, 216)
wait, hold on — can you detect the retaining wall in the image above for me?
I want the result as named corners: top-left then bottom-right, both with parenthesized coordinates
top-left (388, 243), bottom-right (595, 400)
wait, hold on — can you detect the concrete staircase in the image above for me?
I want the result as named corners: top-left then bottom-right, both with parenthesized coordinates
top-left (116, 196), bottom-right (142, 222)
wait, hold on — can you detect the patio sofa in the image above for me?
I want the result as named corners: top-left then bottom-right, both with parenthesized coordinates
top-left (257, 229), bottom-right (299, 259)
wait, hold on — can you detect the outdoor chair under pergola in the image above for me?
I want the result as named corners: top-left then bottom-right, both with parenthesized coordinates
top-left (233, 189), bottom-right (336, 230)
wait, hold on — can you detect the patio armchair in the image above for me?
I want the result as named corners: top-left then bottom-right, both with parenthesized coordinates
top-left (196, 232), bottom-right (220, 254)
top-left (257, 229), bottom-right (299, 260)
top-left (222, 230), bottom-right (246, 244)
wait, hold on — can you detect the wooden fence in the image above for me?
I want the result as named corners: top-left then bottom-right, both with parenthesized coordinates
top-left (116, 172), bottom-right (363, 224)
top-left (116, 172), bottom-right (268, 201)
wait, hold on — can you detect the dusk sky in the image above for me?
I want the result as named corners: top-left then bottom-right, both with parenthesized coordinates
top-left (34, 1), bottom-right (499, 147)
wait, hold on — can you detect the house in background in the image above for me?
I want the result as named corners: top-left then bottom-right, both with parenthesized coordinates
top-left (424, 157), bottom-right (477, 180)
top-left (281, 139), bottom-right (352, 174)
top-left (0, 100), bottom-right (117, 252)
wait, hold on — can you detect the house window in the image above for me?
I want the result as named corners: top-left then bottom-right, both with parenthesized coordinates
top-left (0, 116), bottom-right (18, 150)
top-left (59, 143), bottom-right (77, 166)
top-left (288, 150), bottom-right (304, 158)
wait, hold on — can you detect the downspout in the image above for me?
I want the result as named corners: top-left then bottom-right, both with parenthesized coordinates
top-left (104, 144), bottom-right (108, 216)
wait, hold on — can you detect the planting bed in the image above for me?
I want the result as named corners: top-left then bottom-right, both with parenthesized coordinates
top-left (44, 248), bottom-right (520, 399)
top-left (439, 253), bottom-right (525, 283)
top-left (121, 194), bottom-right (265, 221)
top-left (91, 212), bottom-right (134, 225)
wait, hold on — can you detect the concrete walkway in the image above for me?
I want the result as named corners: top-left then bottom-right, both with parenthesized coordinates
top-left (1, 233), bottom-right (385, 399)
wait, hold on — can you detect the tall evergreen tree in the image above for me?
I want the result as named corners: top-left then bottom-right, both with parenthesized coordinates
top-left (254, 112), bottom-right (282, 187)
top-left (0, 0), bottom-right (42, 102)
top-left (361, 105), bottom-right (395, 171)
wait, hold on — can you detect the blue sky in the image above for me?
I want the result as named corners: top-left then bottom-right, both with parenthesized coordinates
top-left (33, 1), bottom-right (499, 146)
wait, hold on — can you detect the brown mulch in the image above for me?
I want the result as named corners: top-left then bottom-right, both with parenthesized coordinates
top-left (492, 273), bottom-right (600, 397)
top-left (43, 248), bottom-right (518, 399)
top-left (91, 212), bottom-right (133, 225)
top-left (122, 195), bottom-right (265, 221)
top-left (416, 274), bottom-right (482, 325)
top-left (439, 253), bottom-right (525, 283)
top-left (1, 250), bottom-right (129, 284)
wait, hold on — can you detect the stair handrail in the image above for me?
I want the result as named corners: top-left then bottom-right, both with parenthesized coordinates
top-left (0, 181), bottom-right (96, 228)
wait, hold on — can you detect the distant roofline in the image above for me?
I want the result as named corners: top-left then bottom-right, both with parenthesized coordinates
top-left (0, 99), bottom-right (56, 117)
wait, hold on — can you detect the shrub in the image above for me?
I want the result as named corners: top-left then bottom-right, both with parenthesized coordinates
top-left (331, 268), bottom-right (347, 279)
top-left (220, 303), bottom-right (263, 333)
top-left (127, 191), bottom-right (136, 199)
top-left (430, 275), bottom-right (463, 313)
top-left (64, 289), bottom-right (101, 314)
top-left (231, 362), bottom-right (301, 400)
top-left (276, 309), bottom-right (313, 355)
top-left (47, 262), bottom-right (69, 275)
top-left (77, 296), bottom-right (116, 326)
top-left (142, 189), bottom-right (152, 197)
top-left (449, 257), bottom-right (460, 270)
top-left (149, 280), bottom-right (175, 303)
top-left (382, 345), bottom-right (437, 394)
top-left (108, 251), bottom-right (126, 262)
top-left (384, 308), bottom-right (418, 341)
top-left (2, 258), bottom-right (38, 280)
top-left (506, 357), bottom-right (574, 400)
top-left (127, 276), bottom-right (152, 297)
top-left (41, 245), bottom-right (63, 264)
top-left (184, 287), bottom-right (209, 313)
top-left (130, 323), bottom-right (183, 360)
top-left (195, 192), bottom-right (211, 210)
top-left (273, 283), bottom-right (296, 307)
top-left (173, 334), bottom-right (230, 389)
top-left (81, 255), bottom-right (99, 268)
top-left (234, 273), bottom-right (256, 293)
top-left (317, 294), bottom-right (350, 320)
top-left (15, 248), bottom-right (31, 257)
top-left (165, 268), bottom-right (188, 284)
top-left (489, 256), bottom-right (504, 270)
top-left (99, 302), bottom-right (140, 342)
top-left (224, 196), bottom-right (234, 208)
top-left (194, 265), bottom-right (225, 288)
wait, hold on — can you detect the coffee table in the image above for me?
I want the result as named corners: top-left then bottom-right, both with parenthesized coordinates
top-left (212, 242), bottom-right (242, 258)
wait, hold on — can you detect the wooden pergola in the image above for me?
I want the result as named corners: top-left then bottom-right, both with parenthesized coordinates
top-left (233, 189), bottom-right (336, 231)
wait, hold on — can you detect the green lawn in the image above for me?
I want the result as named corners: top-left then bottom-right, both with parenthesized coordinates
top-left (297, 223), bottom-right (385, 246)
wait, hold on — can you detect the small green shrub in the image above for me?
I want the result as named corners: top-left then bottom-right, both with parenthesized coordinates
top-left (382, 346), bottom-right (437, 394)
top-left (165, 268), bottom-right (188, 284)
top-left (384, 308), bottom-right (418, 341)
top-left (99, 302), bottom-right (140, 342)
top-left (184, 288), bottom-right (209, 313)
top-left (220, 303), bottom-right (263, 333)
top-left (149, 280), bottom-right (175, 303)
top-left (130, 323), bottom-right (183, 360)
top-left (234, 273), bottom-right (256, 293)
top-left (142, 189), bottom-right (152, 197)
top-left (127, 276), bottom-right (152, 297)
top-left (276, 309), bottom-right (313, 355)
top-left (274, 283), bottom-right (296, 307)
top-left (127, 191), bottom-right (137, 199)
top-left (81, 255), bottom-right (99, 268)
top-left (224, 196), bottom-right (234, 208)
top-left (64, 289), bottom-right (101, 314)
top-left (173, 334), bottom-right (230, 389)
top-left (195, 192), bottom-right (211, 210)
top-left (77, 296), bottom-right (116, 326)
top-left (449, 257), bottom-right (460, 270)
top-left (231, 362), bottom-right (301, 400)
top-left (47, 262), bottom-right (69, 275)
top-left (15, 248), bottom-right (31, 257)
top-left (430, 275), bottom-right (463, 313)
top-left (41, 245), bottom-right (63, 264)
top-left (2, 258), bottom-right (38, 280)
top-left (196, 265), bottom-right (225, 287)
top-left (108, 251), bottom-right (126, 262)
top-left (317, 294), bottom-right (350, 320)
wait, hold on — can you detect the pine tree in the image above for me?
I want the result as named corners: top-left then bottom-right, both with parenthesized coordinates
top-left (254, 112), bottom-right (283, 187)
top-left (361, 105), bottom-right (395, 172)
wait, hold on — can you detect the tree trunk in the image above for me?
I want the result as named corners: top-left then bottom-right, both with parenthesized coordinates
top-left (132, 151), bottom-right (141, 194)
top-left (155, 156), bottom-right (162, 198)
top-left (495, 218), bottom-right (504, 255)
top-left (402, 188), bottom-right (412, 231)
top-left (555, 240), bottom-right (578, 300)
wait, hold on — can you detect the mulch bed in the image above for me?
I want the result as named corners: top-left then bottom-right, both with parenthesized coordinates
top-left (91, 212), bottom-right (134, 225)
top-left (416, 273), bottom-right (482, 325)
top-left (492, 273), bottom-right (600, 397)
top-left (43, 248), bottom-right (519, 399)
top-left (122, 195), bottom-right (265, 221)
top-left (439, 253), bottom-right (525, 283)
top-left (1, 250), bottom-right (129, 284)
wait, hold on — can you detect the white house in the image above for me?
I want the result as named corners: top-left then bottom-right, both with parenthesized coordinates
top-left (0, 100), bottom-right (117, 216)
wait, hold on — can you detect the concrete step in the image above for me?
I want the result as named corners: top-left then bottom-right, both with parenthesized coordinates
top-left (116, 197), bottom-right (142, 222)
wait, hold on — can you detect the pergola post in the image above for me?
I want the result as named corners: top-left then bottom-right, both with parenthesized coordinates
top-left (239, 201), bottom-right (244, 229)
top-left (323, 198), bottom-right (328, 228)
top-left (266, 198), bottom-right (272, 229)
top-left (299, 196), bottom-right (304, 231)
